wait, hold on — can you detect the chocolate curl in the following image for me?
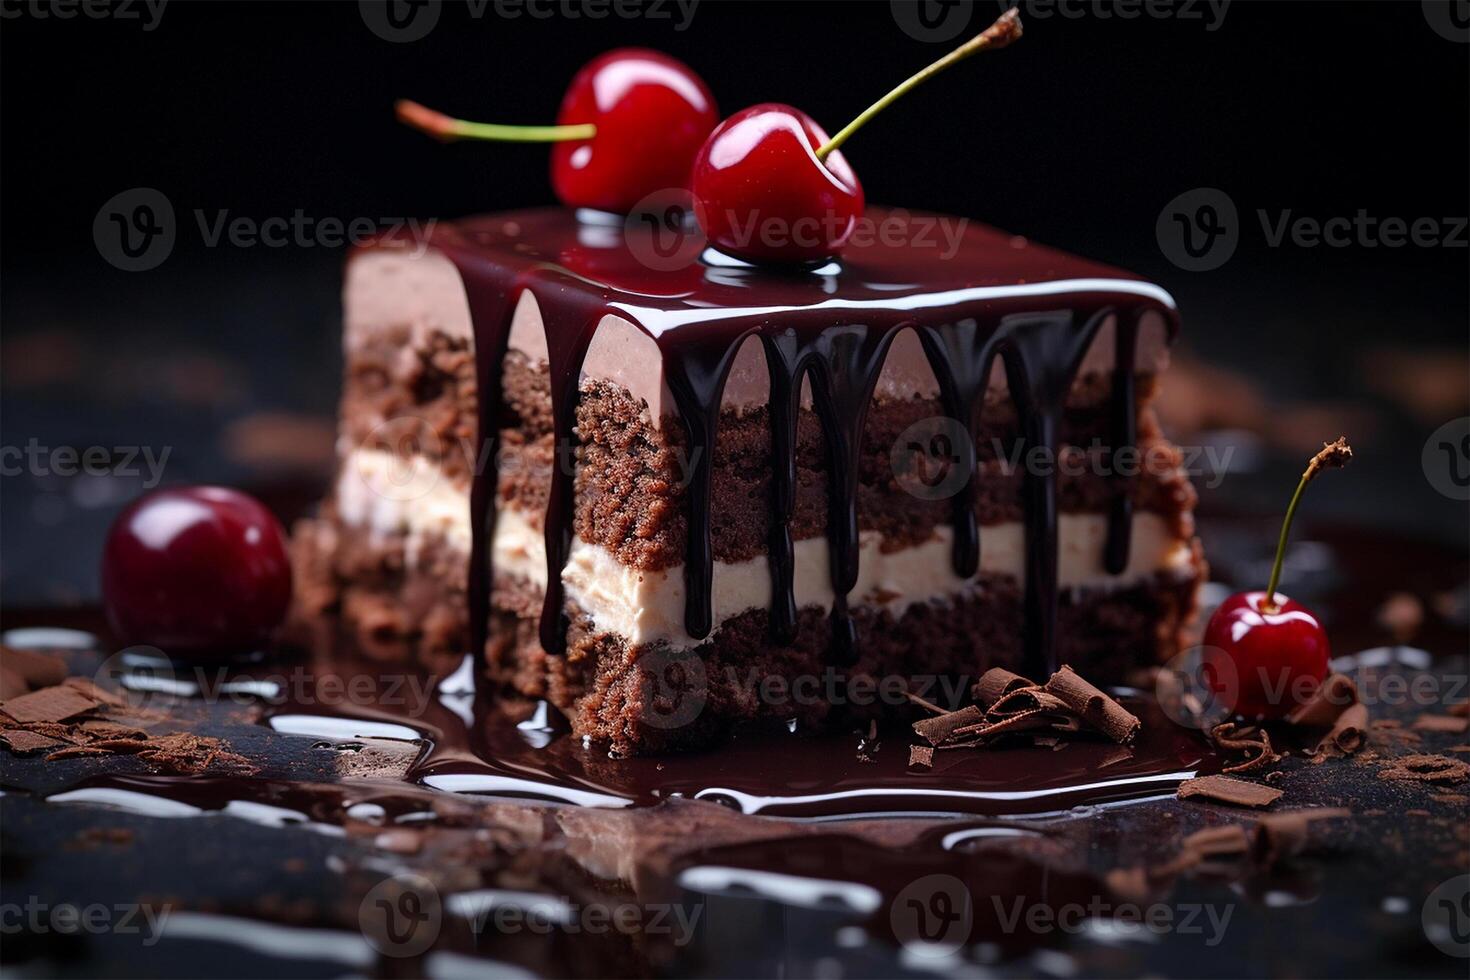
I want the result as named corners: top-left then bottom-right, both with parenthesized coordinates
top-left (913, 705), bottom-right (985, 746)
top-left (1285, 673), bottom-right (1359, 728)
top-left (1210, 722), bottom-right (1279, 774)
top-left (1044, 665), bottom-right (1142, 744)
top-left (1251, 808), bottom-right (1351, 865)
top-left (986, 686), bottom-right (1069, 719)
top-left (949, 707), bottom-right (1073, 744)
top-left (973, 667), bottom-right (1036, 708)
top-left (1317, 702), bottom-right (1370, 755)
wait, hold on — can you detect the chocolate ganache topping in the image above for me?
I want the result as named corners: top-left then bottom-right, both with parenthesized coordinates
top-left (373, 207), bottom-right (1179, 679)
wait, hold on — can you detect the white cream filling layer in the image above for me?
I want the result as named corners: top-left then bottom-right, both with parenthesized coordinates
top-left (337, 449), bottom-right (1193, 647)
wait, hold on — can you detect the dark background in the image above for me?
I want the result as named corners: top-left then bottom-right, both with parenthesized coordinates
top-left (2, 0), bottom-right (1467, 604)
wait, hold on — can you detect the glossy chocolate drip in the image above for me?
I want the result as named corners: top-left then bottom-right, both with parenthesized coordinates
top-left (916, 317), bottom-right (989, 579)
top-left (391, 208), bottom-right (1177, 676)
top-left (761, 334), bottom-right (802, 643)
top-left (997, 310), bottom-right (1113, 675)
top-left (1106, 315), bottom-right (1141, 574)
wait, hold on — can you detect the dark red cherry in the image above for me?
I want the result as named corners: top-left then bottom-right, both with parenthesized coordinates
top-left (1202, 591), bottom-right (1330, 719)
top-left (691, 103), bottom-right (864, 265)
top-left (399, 49), bottom-right (716, 215)
top-left (550, 49), bottom-right (718, 213)
top-left (101, 486), bottom-right (291, 657)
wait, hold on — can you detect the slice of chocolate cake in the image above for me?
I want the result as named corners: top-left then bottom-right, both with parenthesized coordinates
top-left (292, 207), bottom-right (1203, 753)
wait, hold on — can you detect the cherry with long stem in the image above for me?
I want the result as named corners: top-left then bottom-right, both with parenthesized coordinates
top-left (816, 7), bottom-right (1023, 163)
top-left (1261, 437), bottom-right (1354, 612)
top-left (396, 100), bottom-right (595, 143)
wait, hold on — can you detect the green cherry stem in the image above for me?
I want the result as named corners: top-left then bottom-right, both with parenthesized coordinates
top-left (396, 99), bottom-right (595, 143)
top-left (1262, 437), bottom-right (1354, 613)
top-left (815, 7), bottom-right (1023, 163)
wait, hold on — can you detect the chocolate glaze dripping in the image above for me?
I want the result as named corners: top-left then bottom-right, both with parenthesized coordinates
top-left (761, 334), bottom-right (803, 644)
top-left (996, 309), bottom-right (1113, 676)
top-left (916, 316), bottom-right (993, 580)
top-left (535, 300), bottom-right (601, 654)
top-left (1105, 314), bottom-right (1140, 574)
top-left (663, 329), bottom-right (759, 641)
top-left (388, 209), bottom-right (1177, 679)
top-left (805, 323), bottom-right (903, 661)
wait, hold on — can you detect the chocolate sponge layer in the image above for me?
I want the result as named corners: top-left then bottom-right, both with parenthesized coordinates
top-left (340, 333), bottom-right (1194, 571)
top-left (291, 515), bottom-right (1204, 754)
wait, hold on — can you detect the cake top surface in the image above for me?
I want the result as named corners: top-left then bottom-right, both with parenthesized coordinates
top-left (423, 206), bottom-right (1177, 339)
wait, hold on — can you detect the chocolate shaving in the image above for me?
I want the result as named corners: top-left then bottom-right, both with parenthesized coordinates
top-left (1181, 824), bottom-right (1252, 859)
top-left (1, 645), bottom-right (69, 689)
top-left (1210, 722), bottom-right (1279, 774)
top-left (910, 664), bottom-right (1143, 761)
top-left (1318, 702), bottom-right (1370, 754)
top-left (1377, 753), bottom-right (1470, 786)
top-left (1044, 665), bottom-right (1141, 744)
top-left (1251, 808), bottom-right (1351, 865)
top-left (986, 686), bottom-right (1070, 719)
top-left (908, 745), bottom-right (934, 768)
top-left (0, 685), bottom-right (99, 724)
top-left (1177, 775), bottom-right (1283, 808)
top-left (1412, 714), bottom-right (1469, 734)
top-left (1284, 673), bottom-right (1358, 728)
top-left (973, 667), bottom-right (1034, 708)
top-left (913, 705), bottom-right (985, 746)
top-left (0, 728), bottom-right (67, 754)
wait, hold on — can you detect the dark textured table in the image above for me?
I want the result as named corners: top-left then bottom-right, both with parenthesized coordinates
top-left (2, 521), bottom-right (1467, 979)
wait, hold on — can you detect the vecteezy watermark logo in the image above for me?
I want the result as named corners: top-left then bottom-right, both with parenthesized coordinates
top-left (1156, 187), bottom-right (1238, 272)
top-left (891, 874), bottom-right (972, 957)
top-left (1422, 875), bottom-right (1470, 958)
top-left (624, 190), bottom-right (705, 273)
top-left (360, 873), bottom-right (442, 958)
top-left (1423, 417), bottom-right (1470, 502)
top-left (0, 0), bottom-right (168, 30)
top-left (0, 898), bottom-right (171, 945)
top-left (636, 647), bottom-right (707, 731)
top-left (361, 0), bottom-right (697, 40)
top-left (992, 896), bottom-right (1234, 945)
top-left (1155, 644), bottom-right (1238, 730)
top-left (892, 416), bottom-right (974, 501)
top-left (94, 188), bottom-right (175, 272)
top-left (0, 439), bottom-right (172, 488)
top-left (359, 0), bottom-right (441, 42)
top-left (892, 1), bottom-right (1230, 40)
top-left (892, 0), bottom-right (974, 42)
top-left (1007, 0), bottom-right (1230, 31)
top-left (1159, 187), bottom-right (1468, 271)
top-left (93, 188), bottom-right (436, 271)
top-left (1423, 0), bottom-right (1470, 43)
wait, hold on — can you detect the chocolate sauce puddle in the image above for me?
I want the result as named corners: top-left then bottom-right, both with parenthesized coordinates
top-left (412, 207), bottom-right (1179, 679)
top-left (230, 645), bottom-right (1220, 820)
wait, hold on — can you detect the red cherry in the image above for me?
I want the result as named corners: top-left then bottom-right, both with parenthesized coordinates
top-left (550, 49), bottom-right (718, 214)
top-left (101, 486), bottom-right (292, 657)
top-left (1202, 591), bottom-right (1330, 719)
top-left (398, 49), bottom-right (717, 214)
top-left (1199, 437), bottom-right (1353, 720)
top-left (691, 103), bottom-right (864, 265)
